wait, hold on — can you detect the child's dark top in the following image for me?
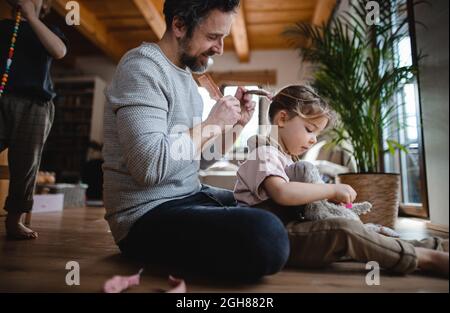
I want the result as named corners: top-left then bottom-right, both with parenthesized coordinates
top-left (0, 19), bottom-right (67, 101)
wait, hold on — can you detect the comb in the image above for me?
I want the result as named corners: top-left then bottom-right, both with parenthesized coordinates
top-left (244, 89), bottom-right (273, 100)
top-left (197, 74), bottom-right (223, 101)
top-left (198, 74), bottom-right (273, 100)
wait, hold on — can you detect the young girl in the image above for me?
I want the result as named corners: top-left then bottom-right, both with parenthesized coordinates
top-left (234, 85), bottom-right (449, 277)
top-left (0, 0), bottom-right (67, 239)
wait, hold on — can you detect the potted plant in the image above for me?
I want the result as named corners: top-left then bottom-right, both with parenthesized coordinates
top-left (284, 0), bottom-right (419, 228)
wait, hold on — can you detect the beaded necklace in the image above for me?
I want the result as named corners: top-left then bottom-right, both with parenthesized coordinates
top-left (0, 10), bottom-right (22, 99)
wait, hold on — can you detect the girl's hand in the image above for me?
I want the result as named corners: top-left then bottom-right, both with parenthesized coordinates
top-left (18, 0), bottom-right (40, 21)
top-left (329, 183), bottom-right (357, 204)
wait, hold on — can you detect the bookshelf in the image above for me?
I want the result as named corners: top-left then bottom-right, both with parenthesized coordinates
top-left (41, 76), bottom-right (106, 182)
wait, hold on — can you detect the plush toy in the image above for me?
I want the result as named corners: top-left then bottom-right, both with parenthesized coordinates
top-left (285, 160), bottom-right (372, 220)
top-left (285, 160), bottom-right (400, 237)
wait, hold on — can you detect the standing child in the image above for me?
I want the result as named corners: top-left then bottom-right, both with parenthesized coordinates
top-left (0, 0), bottom-right (67, 239)
top-left (234, 85), bottom-right (449, 277)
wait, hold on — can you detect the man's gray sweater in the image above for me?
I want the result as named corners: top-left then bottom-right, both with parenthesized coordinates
top-left (103, 43), bottom-right (209, 244)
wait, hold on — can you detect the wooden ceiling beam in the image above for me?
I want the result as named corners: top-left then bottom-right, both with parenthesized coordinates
top-left (0, 1), bottom-right (11, 19)
top-left (208, 70), bottom-right (277, 86)
top-left (132, 0), bottom-right (166, 40)
top-left (53, 0), bottom-right (126, 62)
top-left (312, 0), bottom-right (337, 26)
top-left (245, 0), bottom-right (316, 11)
top-left (246, 10), bottom-right (314, 25)
top-left (231, 4), bottom-right (250, 63)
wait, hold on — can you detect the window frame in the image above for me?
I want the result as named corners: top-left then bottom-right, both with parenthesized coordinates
top-left (384, 0), bottom-right (429, 218)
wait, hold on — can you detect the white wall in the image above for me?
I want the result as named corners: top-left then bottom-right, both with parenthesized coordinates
top-left (210, 49), bottom-right (313, 91)
top-left (415, 0), bottom-right (449, 227)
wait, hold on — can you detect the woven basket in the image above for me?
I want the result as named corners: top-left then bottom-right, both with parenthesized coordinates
top-left (336, 173), bottom-right (401, 228)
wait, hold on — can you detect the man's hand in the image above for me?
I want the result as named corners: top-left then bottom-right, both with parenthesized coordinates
top-left (18, 0), bottom-right (41, 21)
top-left (234, 87), bottom-right (256, 127)
top-left (205, 95), bottom-right (241, 131)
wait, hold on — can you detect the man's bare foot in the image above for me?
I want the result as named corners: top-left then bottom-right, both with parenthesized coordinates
top-left (5, 213), bottom-right (38, 240)
top-left (416, 247), bottom-right (449, 277)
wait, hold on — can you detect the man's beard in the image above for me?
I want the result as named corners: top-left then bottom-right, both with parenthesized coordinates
top-left (179, 37), bottom-right (213, 74)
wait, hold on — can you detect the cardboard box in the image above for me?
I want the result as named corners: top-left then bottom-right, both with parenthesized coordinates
top-left (32, 194), bottom-right (64, 213)
top-left (37, 183), bottom-right (87, 209)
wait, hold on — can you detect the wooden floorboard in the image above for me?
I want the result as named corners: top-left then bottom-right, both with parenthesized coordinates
top-left (0, 207), bottom-right (448, 293)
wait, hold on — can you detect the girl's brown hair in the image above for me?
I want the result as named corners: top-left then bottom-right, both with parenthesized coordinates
top-left (268, 84), bottom-right (337, 129)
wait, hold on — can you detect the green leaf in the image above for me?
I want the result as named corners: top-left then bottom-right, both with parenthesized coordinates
top-left (386, 139), bottom-right (409, 155)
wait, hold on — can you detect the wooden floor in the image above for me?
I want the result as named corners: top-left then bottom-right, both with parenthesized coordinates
top-left (0, 207), bottom-right (448, 293)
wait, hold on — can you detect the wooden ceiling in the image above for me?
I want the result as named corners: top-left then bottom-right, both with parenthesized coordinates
top-left (1, 0), bottom-right (337, 63)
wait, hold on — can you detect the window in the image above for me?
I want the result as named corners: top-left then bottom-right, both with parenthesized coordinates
top-left (199, 85), bottom-right (262, 156)
top-left (383, 0), bottom-right (427, 216)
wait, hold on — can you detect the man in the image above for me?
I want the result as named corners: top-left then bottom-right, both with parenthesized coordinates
top-left (103, 0), bottom-right (289, 280)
